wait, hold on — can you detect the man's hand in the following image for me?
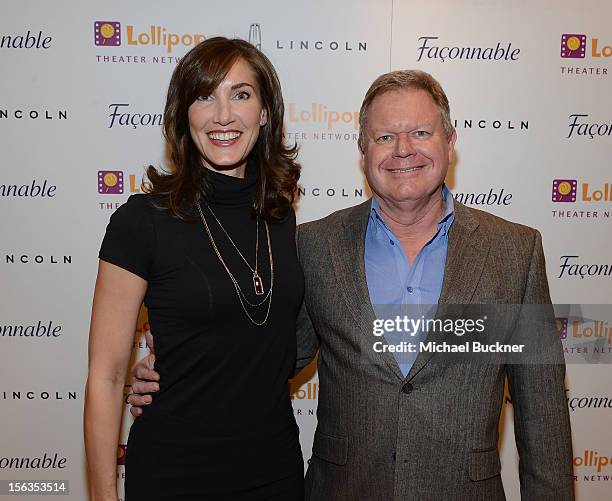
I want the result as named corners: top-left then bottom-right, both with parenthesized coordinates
top-left (127, 332), bottom-right (160, 417)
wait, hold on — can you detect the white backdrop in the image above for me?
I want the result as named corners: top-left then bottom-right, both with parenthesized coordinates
top-left (1, 1), bottom-right (611, 499)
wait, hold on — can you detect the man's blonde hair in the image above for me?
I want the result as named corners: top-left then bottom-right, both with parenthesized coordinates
top-left (358, 70), bottom-right (454, 152)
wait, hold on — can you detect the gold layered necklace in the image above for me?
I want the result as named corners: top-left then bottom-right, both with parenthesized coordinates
top-left (197, 202), bottom-right (273, 326)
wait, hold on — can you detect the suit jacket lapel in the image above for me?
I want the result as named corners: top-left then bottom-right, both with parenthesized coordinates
top-left (406, 202), bottom-right (490, 381)
top-left (329, 199), bottom-right (405, 381)
top-left (438, 202), bottom-right (489, 305)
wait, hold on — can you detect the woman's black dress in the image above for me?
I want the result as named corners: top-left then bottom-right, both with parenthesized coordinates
top-left (99, 165), bottom-right (305, 500)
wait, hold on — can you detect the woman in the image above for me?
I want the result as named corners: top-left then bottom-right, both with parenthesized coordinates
top-left (84, 37), bottom-right (305, 501)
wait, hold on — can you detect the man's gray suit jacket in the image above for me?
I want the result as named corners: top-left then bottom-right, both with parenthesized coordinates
top-left (295, 199), bottom-right (574, 501)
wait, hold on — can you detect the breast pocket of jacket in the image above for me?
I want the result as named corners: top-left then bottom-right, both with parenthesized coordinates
top-left (468, 447), bottom-right (501, 481)
top-left (312, 431), bottom-right (348, 466)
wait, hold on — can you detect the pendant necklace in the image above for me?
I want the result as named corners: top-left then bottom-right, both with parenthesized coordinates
top-left (196, 202), bottom-right (273, 326)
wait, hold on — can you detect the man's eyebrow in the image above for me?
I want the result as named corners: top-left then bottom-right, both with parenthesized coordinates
top-left (230, 82), bottom-right (256, 91)
top-left (371, 122), bottom-right (435, 131)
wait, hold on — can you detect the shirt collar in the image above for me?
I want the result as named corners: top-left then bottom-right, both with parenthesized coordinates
top-left (370, 184), bottom-right (455, 236)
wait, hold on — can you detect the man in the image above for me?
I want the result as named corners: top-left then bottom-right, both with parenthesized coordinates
top-left (130, 70), bottom-right (574, 500)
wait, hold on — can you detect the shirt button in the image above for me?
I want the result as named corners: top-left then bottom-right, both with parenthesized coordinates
top-left (389, 240), bottom-right (395, 245)
top-left (407, 286), bottom-right (413, 293)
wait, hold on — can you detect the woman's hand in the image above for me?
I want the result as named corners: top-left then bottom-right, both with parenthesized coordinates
top-left (128, 332), bottom-right (161, 417)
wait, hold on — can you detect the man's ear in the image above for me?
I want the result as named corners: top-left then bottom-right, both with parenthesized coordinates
top-left (447, 128), bottom-right (457, 163)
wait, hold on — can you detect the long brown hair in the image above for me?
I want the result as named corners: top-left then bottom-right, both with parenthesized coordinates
top-left (145, 37), bottom-right (300, 221)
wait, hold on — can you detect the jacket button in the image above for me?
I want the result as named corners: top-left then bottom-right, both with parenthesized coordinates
top-left (402, 382), bottom-right (413, 394)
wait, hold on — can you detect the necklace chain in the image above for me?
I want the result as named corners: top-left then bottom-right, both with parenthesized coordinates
top-left (196, 203), bottom-right (273, 326)
top-left (206, 204), bottom-right (259, 277)
top-left (202, 204), bottom-right (272, 304)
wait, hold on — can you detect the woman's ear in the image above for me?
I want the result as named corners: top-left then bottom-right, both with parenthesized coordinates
top-left (260, 109), bottom-right (268, 126)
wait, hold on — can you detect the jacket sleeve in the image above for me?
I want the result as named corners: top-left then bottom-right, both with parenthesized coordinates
top-left (295, 299), bottom-right (319, 373)
top-left (294, 223), bottom-right (320, 375)
top-left (505, 230), bottom-right (574, 500)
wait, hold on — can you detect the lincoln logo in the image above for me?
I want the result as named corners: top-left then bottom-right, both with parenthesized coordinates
top-left (248, 24), bottom-right (261, 50)
top-left (3, 254), bottom-right (72, 264)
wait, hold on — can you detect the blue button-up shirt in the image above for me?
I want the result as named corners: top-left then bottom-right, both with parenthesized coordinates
top-left (365, 185), bottom-right (455, 376)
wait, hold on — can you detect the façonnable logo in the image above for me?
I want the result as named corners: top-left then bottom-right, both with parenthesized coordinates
top-left (454, 188), bottom-right (513, 206)
top-left (0, 453), bottom-right (67, 469)
top-left (1, 180), bottom-right (57, 198)
top-left (1, 320), bottom-right (62, 338)
top-left (416, 36), bottom-right (520, 63)
top-left (567, 114), bottom-right (611, 139)
top-left (0, 30), bottom-right (52, 49)
top-left (558, 256), bottom-right (612, 280)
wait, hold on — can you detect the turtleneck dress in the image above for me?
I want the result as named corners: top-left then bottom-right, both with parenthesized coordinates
top-left (98, 164), bottom-right (305, 500)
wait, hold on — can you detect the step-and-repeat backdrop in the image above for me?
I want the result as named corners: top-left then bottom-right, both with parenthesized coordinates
top-left (1, 1), bottom-right (611, 499)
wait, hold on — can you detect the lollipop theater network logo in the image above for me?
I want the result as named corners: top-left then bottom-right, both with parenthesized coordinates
top-left (552, 179), bottom-right (612, 204)
top-left (94, 21), bottom-right (121, 46)
top-left (561, 33), bottom-right (612, 59)
top-left (561, 34), bottom-right (587, 59)
top-left (97, 170), bottom-right (143, 195)
top-left (117, 444), bottom-right (127, 466)
top-left (93, 20), bottom-right (207, 64)
top-left (96, 169), bottom-right (145, 210)
top-left (556, 315), bottom-right (612, 346)
top-left (551, 178), bottom-right (612, 221)
top-left (560, 33), bottom-right (610, 77)
top-left (552, 179), bottom-right (577, 202)
top-left (93, 20), bottom-right (205, 52)
top-left (98, 170), bottom-right (124, 194)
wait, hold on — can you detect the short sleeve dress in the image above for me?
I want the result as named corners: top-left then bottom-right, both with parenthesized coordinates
top-left (99, 165), bottom-right (305, 500)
